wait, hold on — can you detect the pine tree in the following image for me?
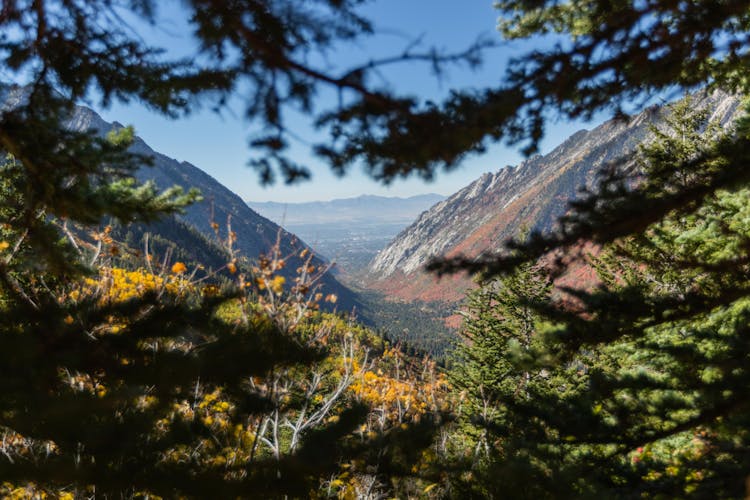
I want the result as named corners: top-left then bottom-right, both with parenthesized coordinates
top-left (449, 259), bottom-right (603, 498)
top-left (563, 99), bottom-right (750, 497)
top-left (446, 97), bottom-right (750, 498)
top-left (5, 1), bottom-right (750, 496)
top-left (451, 260), bottom-right (553, 436)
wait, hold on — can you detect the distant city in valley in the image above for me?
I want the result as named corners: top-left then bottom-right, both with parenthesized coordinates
top-left (247, 194), bottom-right (445, 279)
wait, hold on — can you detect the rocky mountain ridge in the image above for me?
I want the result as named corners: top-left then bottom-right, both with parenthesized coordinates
top-left (367, 90), bottom-right (743, 302)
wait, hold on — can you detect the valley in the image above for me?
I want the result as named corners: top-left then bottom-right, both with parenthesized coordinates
top-left (249, 194), bottom-right (455, 356)
top-left (248, 194), bottom-right (444, 278)
top-left (5, 1), bottom-right (750, 495)
top-left (275, 221), bottom-right (407, 277)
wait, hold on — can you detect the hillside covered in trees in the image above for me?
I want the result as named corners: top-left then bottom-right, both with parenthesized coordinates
top-left (3, 0), bottom-right (750, 498)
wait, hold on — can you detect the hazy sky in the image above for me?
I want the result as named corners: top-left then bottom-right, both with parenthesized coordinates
top-left (95, 0), bottom-right (608, 203)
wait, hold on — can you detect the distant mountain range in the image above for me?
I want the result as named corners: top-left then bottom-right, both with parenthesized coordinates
top-left (248, 194), bottom-right (445, 277)
top-left (247, 194), bottom-right (445, 226)
top-left (365, 90), bottom-right (743, 303)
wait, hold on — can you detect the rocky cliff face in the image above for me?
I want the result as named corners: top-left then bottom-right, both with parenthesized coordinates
top-left (366, 90), bottom-right (743, 302)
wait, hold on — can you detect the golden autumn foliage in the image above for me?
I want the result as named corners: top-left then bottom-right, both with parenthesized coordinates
top-left (0, 483), bottom-right (75, 500)
top-left (1, 218), bottom-right (455, 498)
top-left (170, 261), bottom-right (187, 274)
top-left (270, 275), bottom-right (285, 293)
top-left (66, 266), bottom-right (188, 305)
top-left (350, 347), bottom-right (450, 427)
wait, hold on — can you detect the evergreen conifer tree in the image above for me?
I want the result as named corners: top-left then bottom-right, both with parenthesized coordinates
top-left (449, 258), bottom-right (600, 497)
top-left (447, 97), bottom-right (750, 498)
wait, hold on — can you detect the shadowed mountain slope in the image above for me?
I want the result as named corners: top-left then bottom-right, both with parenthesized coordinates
top-left (1, 84), bottom-right (359, 311)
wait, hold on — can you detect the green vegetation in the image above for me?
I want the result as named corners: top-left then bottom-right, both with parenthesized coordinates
top-left (3, 0), bottom-right (750, 497)
top-left (443, 97), bottom-right (750, 497)
top-left (359, 291), bottom-right (456, 359)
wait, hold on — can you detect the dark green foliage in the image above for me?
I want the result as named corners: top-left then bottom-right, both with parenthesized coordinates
top-left (447, 260), bottom-right (592, 498)
top-left (451, 260), bottom-right (554, 426)
top-left (448, 98), bottom-right (750, 497)
top-left (411, 6), bottom-right (750, 489)
top-left (544, 102), bottom-right (750, 496)
top-left (358, 290), bottom-right (455, 359)
top-left (5, 0), bottom-right (750, 496)
top-left (0, 285), bottom-right (365, 496)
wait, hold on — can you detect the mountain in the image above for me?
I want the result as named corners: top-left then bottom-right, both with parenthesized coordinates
top-left (248, 194), bottom-right (445, 225)
top-left (248, 194), bottom-right (445, 277)
top-left (366, 90), bottom-right (743, 303)
top-left (1, 84), bottom-right (359, 311)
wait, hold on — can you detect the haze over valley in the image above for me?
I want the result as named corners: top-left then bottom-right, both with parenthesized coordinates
top-left (247, 194), bottom-right (445, 278)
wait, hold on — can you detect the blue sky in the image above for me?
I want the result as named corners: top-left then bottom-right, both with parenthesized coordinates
top-left (95, 0), bottom-right (608, 203)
